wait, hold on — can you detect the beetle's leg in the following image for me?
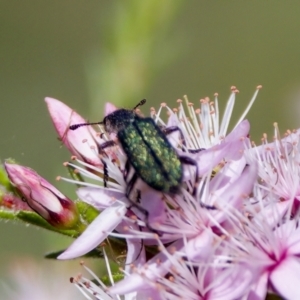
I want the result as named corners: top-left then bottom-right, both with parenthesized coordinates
top-left (124, 159), bottom-right (131, 184)
top-left (179, 156), bottom-right (199, 190)
top-left (101, 158), bottom-right (108, 188)
top-left (97, 140), bottom-right (117, 188)
top-left (125, 172), bottom-right (146, 213)
top-left (125, 173), bottom-right (148, 222)
top-left (179, 155), bottom-right (216, 210)
top-left (98, 140), bottom-right (116, 153)
top-left (124, 171), bottom-right (162, 236)
top-left (163, 126), bottom-right (204, 153)
top-left (97, 140), bottom-right (120, 188)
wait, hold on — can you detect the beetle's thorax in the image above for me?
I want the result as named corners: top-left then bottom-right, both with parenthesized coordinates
top-left (103, 109), bottom-right (135, 134)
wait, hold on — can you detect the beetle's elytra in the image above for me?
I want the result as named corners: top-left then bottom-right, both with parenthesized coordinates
top-left (69, 99), bottom-right (199, 197)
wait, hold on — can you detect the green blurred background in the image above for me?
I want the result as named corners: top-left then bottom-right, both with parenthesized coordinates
top-left (1, 0), bottom-right (300, 297)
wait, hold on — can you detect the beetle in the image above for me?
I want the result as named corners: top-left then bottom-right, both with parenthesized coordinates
top-left (69, 100), bottom-right (209, 233)
top-left (69, 99), bottom-right (200, 200)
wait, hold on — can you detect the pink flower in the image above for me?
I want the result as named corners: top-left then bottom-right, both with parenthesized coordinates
top-left (41, 88), bottom-right (271, 299)
top-left (45, 97), bottom-right (103, 166)
top-left (4, 162), bottom-right (79, 229)
top-left (235, 202), bottom-right (300, 300)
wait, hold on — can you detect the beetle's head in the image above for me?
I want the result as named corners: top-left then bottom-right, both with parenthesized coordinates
top-left (103, 109), bottom-right (135, 134)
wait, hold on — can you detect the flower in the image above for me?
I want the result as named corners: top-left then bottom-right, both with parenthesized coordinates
top-left (9, 87), bottom-right (295, 300)
top-left (4, 162), bottom-right (79, 229)
top-left (45, 97), bottom-right (103, 167)
top-left (241, 124), bottom-right (300, 299)
top-left (55, 87), bottom-right (260, 257)
top-left (44, 88), bottom-right (293, 300)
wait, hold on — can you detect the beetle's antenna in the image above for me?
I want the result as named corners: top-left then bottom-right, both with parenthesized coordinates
top-left (69, 121), bottom-right (103, 130)
top-left (133, 99), bottom-right (146, 110)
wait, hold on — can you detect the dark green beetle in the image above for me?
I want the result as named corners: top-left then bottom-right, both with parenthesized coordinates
top-left (69, 100), bottom-right (199, 199)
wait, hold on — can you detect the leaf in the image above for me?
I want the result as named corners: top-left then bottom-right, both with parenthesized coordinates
top-left (16, 210), bottom-right (78, 238)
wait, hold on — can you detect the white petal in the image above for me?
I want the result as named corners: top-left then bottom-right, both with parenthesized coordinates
top-left (287, 225), bottom-right (300, 255)
top-left (195, 145), bottom-right (230, 176)
top-left (110, 240), bottom-right (184, 294)
top-left (109, 273), bottom-right (147, 295)
top-left (248, 272), bottom-right (268, 300)
top-left (254, 201), bottom-right (289, 228)
top-left (77, 187), bottom-right (124, 209)
top-left (209, 157), bottom-right (247, 194)
top-left (125, 236), bottom-right (146, 272)
top-left (124, 293), bottom-right (137, 300)
top-left (270, 257), bottom-right (300, 299)
top-left (209, 263), bottom-right (255, 300)
top-left (225, 119), bottom-right (249, 143)
top-left (140, 190), bottom-right (166, 224)
top-left (212, 163), bottom-right (257, 211)
top-left (58, 202), bottom-right (127, 259)
top-left (185, 230), bottom-right (213, 261)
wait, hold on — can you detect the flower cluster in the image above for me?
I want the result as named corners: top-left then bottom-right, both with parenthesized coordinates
top-left (3, 86), bottom-right (300, 299)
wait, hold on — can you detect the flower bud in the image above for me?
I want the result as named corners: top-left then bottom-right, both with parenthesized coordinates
top-left (0, 191), bottom-right (32, 211)
top-left (45, 97), bottom-right (102, 166)
top-left (4, 162), bottom-right (79, 229)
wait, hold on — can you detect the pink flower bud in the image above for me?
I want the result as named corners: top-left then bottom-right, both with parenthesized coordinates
top-left (4, 163), bottom-right (79, 229)
top-left (0, 192), bottom-right (32, 211)
top-left (45, 97), bottom-right (102, 166)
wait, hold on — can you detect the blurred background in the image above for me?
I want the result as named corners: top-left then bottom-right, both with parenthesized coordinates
top-left (1, 1), bottom-right (300, 298)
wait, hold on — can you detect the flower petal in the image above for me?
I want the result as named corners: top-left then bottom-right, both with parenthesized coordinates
top-left (185, 230), bottom-right (214, 261)
top-left (45, 97), bottom-right (102, 166)
top-left (58, 202), bottom-right (127, 259)
top-left (270, 257), bottom-right (300, 299)
top-left (110, 240), bottom-right (184, 294)
top-left (77, 187), bottom-right (124, 209)
top-left (5, 163), bottom-right (78, 229)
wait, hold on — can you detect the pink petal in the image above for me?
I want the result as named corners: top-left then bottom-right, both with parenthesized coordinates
top-left (253, 201), bottom-right (290, 228)
top-left (248, 271), bottom-right (268, 300)
top-left (139, 189), bottom-right (166, 225)
top-left (109, 273), bottom-right (148, 295)
top-left (104, 102), bottom-right (117, 116)
top-left (45, 97), bottom-right (101, 166)
top-left (185, 230), bottom-right (214, 261)
top-left (76, 187), bottom-right (124, 209)
top-left (270, 257), bottom-right (300, 299)
top-left (110, 240), bottom-right (184, 294)
top-left (124, 236), bottom-right (146, 273)
top-left (194, 122), bottom-right (249, 177)
top-left (287, 226), bottom-right (300, 255)
top-left (194, 146), bottom-right (231, 177)
top-left (225, 120), bottom-right (250, 143)
top-left (58, 202), bottom-right (126, 259)
top-left (5, 163), bottom-right (63, 213)
top-left (212, 163), bottom-right (257, 211)
top-left (222, 120), bottom-right (250, 161)
top-left (209, 263), bottom-right (255, 300)
top-left (5, 163), bottom-right (78, 228)
top-left (209, 157), bottom-right (247, 194)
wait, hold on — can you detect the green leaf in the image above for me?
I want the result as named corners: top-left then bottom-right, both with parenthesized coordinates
top-left (66, 163), bottom-right (85, 183)
top-left (0, 162), bottom-right (12, 190)
top-left (76, 200), bottom-right (99, 224)
top-left (16, 210), bottom-right (79, 238)
top-left (0, 208), bottom-right (18, 221)
top-left (100, 272), bottom-right (124, 285)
